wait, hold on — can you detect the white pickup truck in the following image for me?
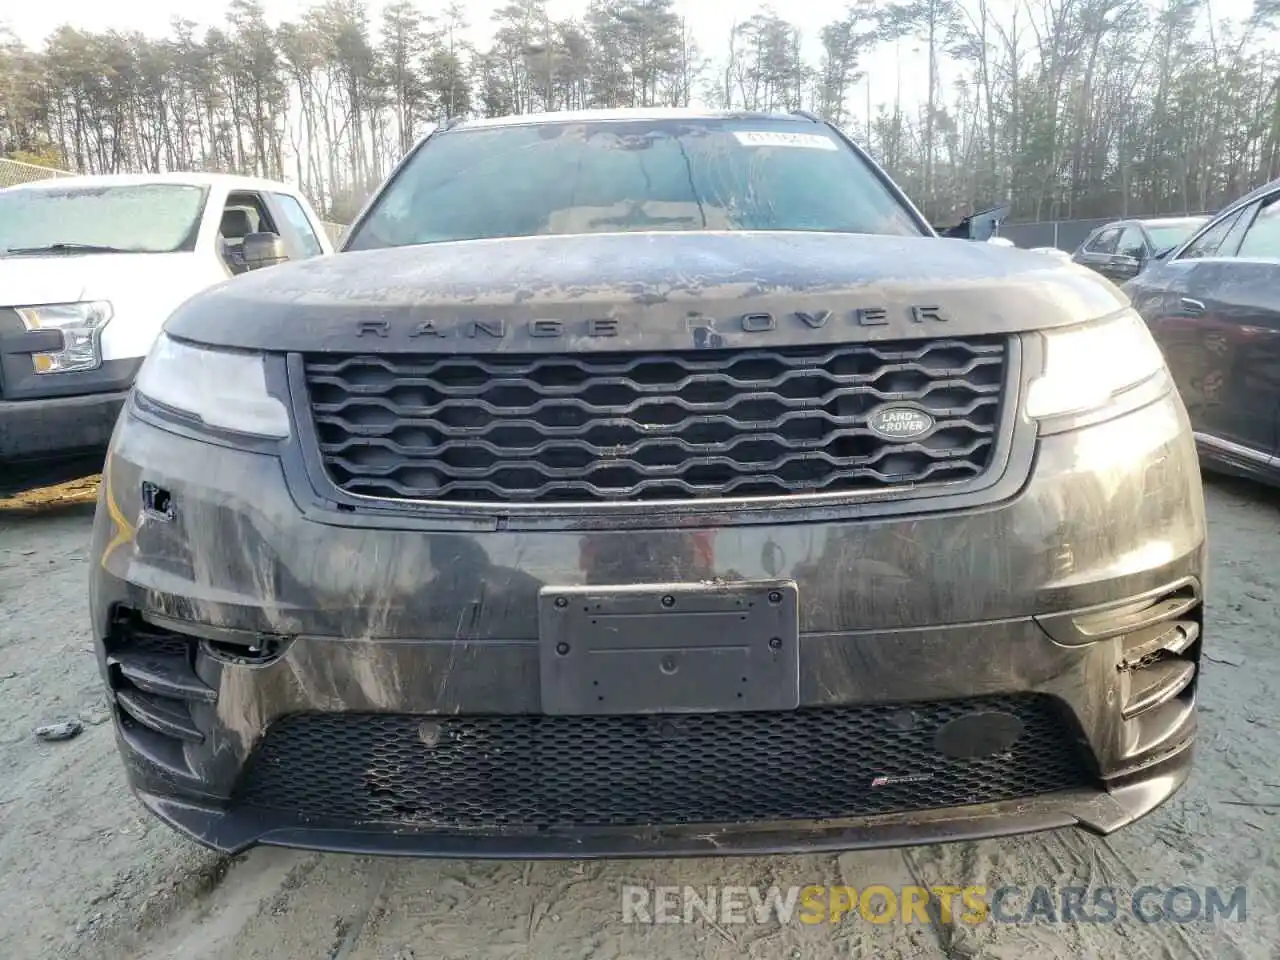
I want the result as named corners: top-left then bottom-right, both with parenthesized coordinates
top-left (0, 172), bottom-right (335, 494)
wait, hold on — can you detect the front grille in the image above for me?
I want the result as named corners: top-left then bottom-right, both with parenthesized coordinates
top-left (300, 337), bottom-right (1008, 504)
top-left (233, 696), bottom-right (1090, 829)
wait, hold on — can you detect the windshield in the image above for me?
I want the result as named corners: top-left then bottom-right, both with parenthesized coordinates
top-left (345, 118), bottom-right (925, 250)
top-left (0, 183), bottom-right (209, 255)
top-left (1147, 221), bottom-right (1204, 252)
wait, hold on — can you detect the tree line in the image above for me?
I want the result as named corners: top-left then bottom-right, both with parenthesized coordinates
top-left (1, 0), bottom-right (1279, 223)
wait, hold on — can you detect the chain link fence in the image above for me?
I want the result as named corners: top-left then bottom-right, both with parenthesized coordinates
top-left (1, 157), bottom-right (347, 245)
top-left (999, 217), bottom-right (1115, 252)
top-left (0, 157), bottom-right (75, 189)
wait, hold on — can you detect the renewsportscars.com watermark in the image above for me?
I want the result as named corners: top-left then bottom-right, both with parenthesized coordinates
top-left (621, 885), bottom-right (1248, 926)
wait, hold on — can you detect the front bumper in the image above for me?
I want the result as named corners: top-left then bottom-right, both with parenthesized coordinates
top-left (135, 748), bottom-right (1191, 858)
top-left (90, 389), bottom-right (1207, 857)
top-left (0, 354), bottom-right (142, 484)
top-left (0, 390), bottom-right (127, 463)
top-left (0, 390), bottom-right (127, 493)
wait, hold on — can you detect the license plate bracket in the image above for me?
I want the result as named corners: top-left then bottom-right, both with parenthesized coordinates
top-left (538, 580), bottom-right (799, 715)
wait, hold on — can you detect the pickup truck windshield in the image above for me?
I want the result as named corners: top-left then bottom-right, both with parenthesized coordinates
top-left (345, 118), bottom-right (925, 250)
top-left (0, 183), bottom-right (209, 255)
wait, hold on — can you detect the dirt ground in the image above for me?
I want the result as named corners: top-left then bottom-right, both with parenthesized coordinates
top-left (1, 475), bottom-right (1278, 960)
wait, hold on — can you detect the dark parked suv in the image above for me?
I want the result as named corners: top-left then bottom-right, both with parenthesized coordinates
top-left (1072, 216), bottom-right (1208, 283)
top-left (1123, 177), bottom-right (1280, 486)
top-left (90, 109), bottom-right (1207, 858)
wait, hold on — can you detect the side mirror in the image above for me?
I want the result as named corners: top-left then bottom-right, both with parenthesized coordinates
top-left (242, 232), bottom-right (290, 270)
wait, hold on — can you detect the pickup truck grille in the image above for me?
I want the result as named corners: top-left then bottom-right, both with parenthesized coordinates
top-left (300, 337), bottom-right (1008, 505)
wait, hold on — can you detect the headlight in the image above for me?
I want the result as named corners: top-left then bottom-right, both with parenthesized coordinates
top-left (1024, 310), bottom-right (1168, 419)
top-left (17, 301), bottom-right (112, 374)
top-left (134, 334), bottom-right (290, 438)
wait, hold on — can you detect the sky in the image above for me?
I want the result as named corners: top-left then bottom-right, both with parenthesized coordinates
top-left (0, 0), bottom-right (1260, 117)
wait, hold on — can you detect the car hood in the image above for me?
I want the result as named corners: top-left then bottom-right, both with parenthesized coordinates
top-left (165, 231), bottom-right (1130, 354)
top-left (0, 251), bottom-right (223, 362)
top-left (0, 252), bottom-right (209, 306)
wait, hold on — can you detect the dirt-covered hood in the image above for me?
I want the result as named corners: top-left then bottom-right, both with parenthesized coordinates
top-left (164, 231), bottom-right (1128, 354)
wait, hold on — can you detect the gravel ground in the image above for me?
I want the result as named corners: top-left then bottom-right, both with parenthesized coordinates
top-left (1, 475), bottom-right (1277, 960)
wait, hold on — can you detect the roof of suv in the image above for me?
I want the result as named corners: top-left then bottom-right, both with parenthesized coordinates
top-left (1134, 216), bottom-right (1207, 227)
top-left (1093, 216), bottom-right (1206, 231)
top-left (4, 171), bottom-right (297, 194)
top-left (454, 108), bottom-right (817, 130)
top-left (1098, 178), bottom-right (1280, 233)
top-left (1228, 175), bottom-right (1280, 208)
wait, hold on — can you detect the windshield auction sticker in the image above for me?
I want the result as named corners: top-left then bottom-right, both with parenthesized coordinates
top-left (733, 131), bottom-right (839, 150)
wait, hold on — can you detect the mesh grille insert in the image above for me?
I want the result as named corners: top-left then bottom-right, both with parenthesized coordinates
top-left (234, 695), bottom-right (1090, 830)
top-left (300, 337), bottom-right (1009, 504)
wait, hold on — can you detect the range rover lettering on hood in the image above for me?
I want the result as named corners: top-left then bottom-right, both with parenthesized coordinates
top-left (161, 232), bottom-right (1131, 353)
top-left (354, 305), bottom-right (951, 342)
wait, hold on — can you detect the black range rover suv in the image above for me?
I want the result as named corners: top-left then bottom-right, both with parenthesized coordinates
top-left (89, 108), bottom-right (1207, 857)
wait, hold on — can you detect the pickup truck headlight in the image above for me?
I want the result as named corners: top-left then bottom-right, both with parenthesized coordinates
top-left (134, 334), bottom-right (290, 438)
top-left (17, 300), bottom-right (112, 374)
top-left (1024, 310), bottom-right (1168, 419)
